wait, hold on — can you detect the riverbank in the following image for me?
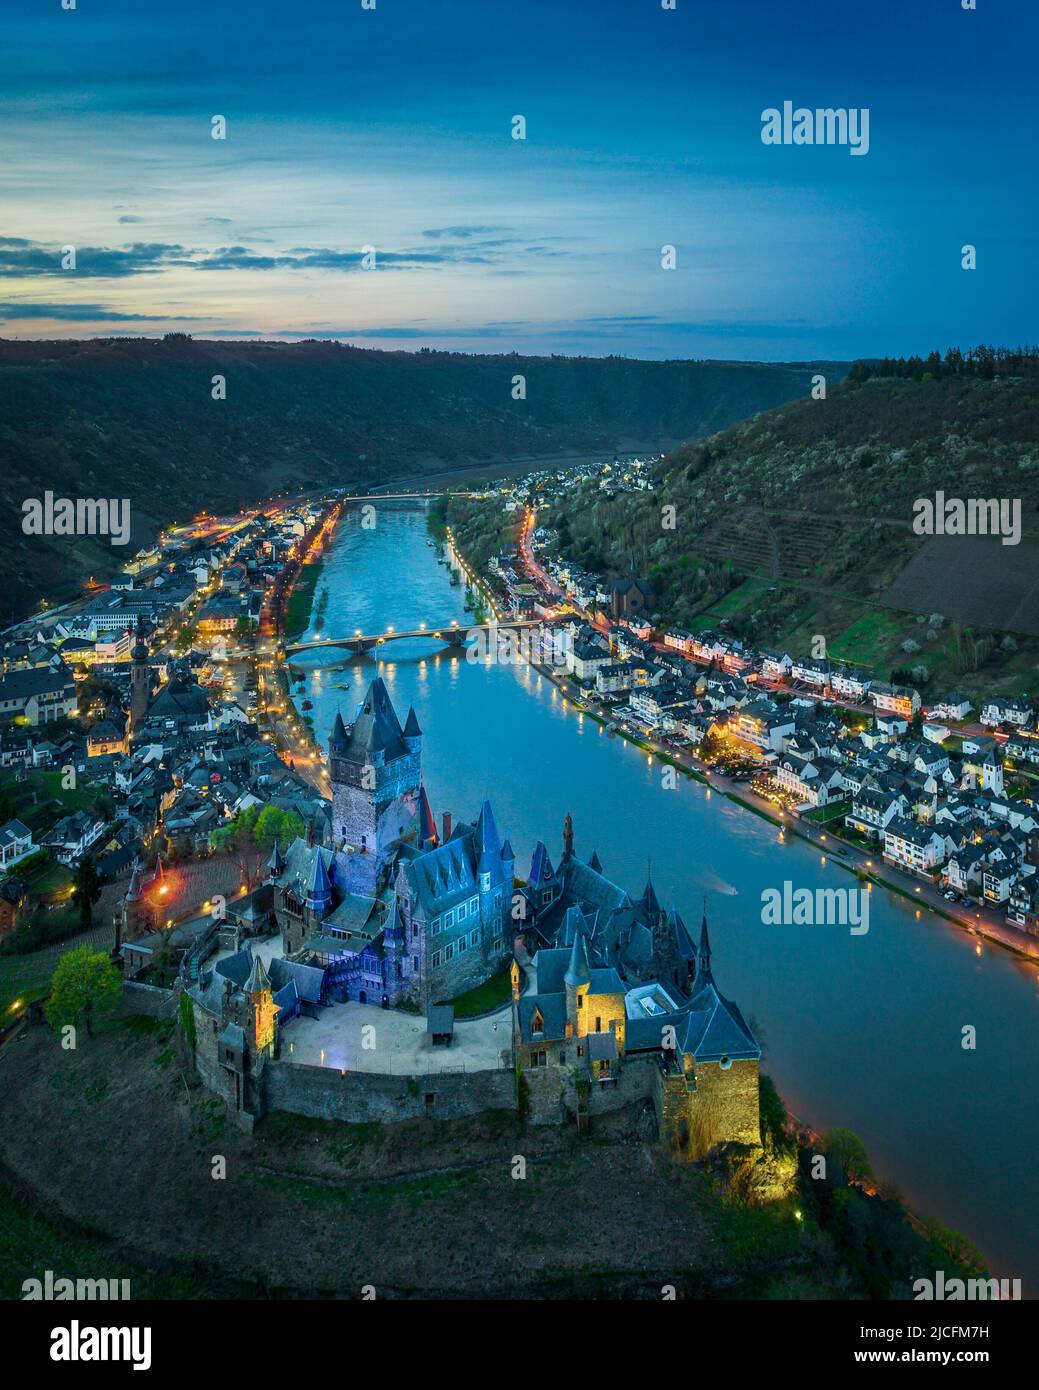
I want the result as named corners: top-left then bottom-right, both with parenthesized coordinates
top-left (443, 517), bottom-right (1039, 967)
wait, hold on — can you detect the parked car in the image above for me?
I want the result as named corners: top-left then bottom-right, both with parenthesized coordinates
top-left (962, 897), bottom-right (975, 908)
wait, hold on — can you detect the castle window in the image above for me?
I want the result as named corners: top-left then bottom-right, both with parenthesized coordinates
top-left (530, 1050), bottom-right (547, 1068)
top-left (541, 891), bottom-right (551, 905)
top-left (595, 1016), bottom-right (602, 1033)
top-left (431, 951), bottom-right (441, 969)
top-left (471, 894), bottom-right (480, 911)
top-left (719, 1056), bottom-right (733, 1070)
top-left (431, 918), bottom-right (440, 935)
top-left (469, 928), bottom-right (479, 947)
top-left (458, 937), bottom-right (467, 953)
top-left (577, 994), bottom-right (583, 1009)
top-left (445, 910), bottom-right (454, 928)
top-left (457, 902), bottom-right (467, 921)
top-left (445, 943), bottom-right (454, 960)
top-left (532, 1008), bottom-right (544, 1034)
top-left (412, 956), bottom-right (418, 971)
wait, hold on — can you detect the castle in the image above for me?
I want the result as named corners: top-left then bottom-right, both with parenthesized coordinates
top-left (186, 676), bottom-right (761, 1153)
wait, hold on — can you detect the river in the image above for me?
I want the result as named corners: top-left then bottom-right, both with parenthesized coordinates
top-left (292, 503), bottom-right (1039, 1293)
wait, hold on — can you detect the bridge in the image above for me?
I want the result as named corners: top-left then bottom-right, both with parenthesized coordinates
top-left (339, 490), bottom-right (482, 504)
top-left (283, 619), bottom-right (538, 658)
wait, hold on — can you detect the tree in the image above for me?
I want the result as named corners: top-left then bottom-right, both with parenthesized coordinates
top-left (71, 853), bottom-right (102, 928)
top-left (823, 1128), bottom-right (874, 1185)
top-left (45, 946), bottom-right (122, 1037)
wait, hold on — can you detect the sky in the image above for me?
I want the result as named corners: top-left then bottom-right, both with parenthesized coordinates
top-left (0, 0), bottom-right (1035, 360)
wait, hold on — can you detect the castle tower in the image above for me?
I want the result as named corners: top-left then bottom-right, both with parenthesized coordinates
top-left (245, 952), bottom-right (277, 1055)
top-left (330, 678), bottom-right (421, 898)
top-left (129, 614), bottom-right (151, 734)
top-left (564, 930), bottom-right (590, 1033)
top-left (562, 811), bottom-right (574, 860)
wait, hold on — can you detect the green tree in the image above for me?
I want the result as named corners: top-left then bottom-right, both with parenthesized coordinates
top-left (45, 945), bottom-right (122, 1037)
top-left (71, 853), bottom-right (102, 928)
top-left (823, 1128), bottom-right (874, 1185)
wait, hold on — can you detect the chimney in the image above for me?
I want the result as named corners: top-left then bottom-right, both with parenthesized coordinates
top-left (442, 811), bottom-right (452, 842)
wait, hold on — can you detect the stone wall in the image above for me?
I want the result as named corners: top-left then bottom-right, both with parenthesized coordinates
top-left (263, 1058), bottom-right (516, 1124)
top-left (654, 1057), bottom-right (761, 1159)
top-left (118, 980), bottom-right (178, 1021)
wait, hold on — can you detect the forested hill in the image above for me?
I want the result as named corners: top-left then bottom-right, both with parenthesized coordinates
top-left (0, 337), bottom-right (844, 619)
top-left (547, 350), bottom-right (1039, 696)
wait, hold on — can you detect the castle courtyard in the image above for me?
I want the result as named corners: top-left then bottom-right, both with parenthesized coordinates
top-left (278, 998), bottom-right (512, 1075)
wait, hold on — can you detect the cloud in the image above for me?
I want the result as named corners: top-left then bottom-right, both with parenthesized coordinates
top-left (0, 239), bottom-right (191, 278)
top-left (117, 215), bottom-right (145, 224)
top-left (0, 300), bottom-right (207, 322)
top-left (421, 225), bottom-right (506, 239)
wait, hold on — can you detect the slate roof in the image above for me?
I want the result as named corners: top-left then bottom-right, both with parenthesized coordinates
top-left (338, 677), bottom-right (408, 763)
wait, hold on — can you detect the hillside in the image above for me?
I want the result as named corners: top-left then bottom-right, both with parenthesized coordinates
top-left (536, 353), bottom-right (1039, 698)
top-left (0, 338), bottom-right (844, 622)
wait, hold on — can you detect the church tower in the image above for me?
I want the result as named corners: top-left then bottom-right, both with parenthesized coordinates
top-left (330, 679), bottom-right (422, 898)
top-left (129, 614), bottom-right (151, 735)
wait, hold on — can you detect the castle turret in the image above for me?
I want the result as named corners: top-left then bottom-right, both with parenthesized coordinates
top-left (641, 867), bottom-right (660, 921)
top-left (696, 903), bottom-right (713, 986)
top-left (562, 811), bottom-right (574, 859)
top-left (402, 705), bottom-right (422, 756)
top-left (501, 829), bottom-right (516, 888)
top-left (417, 784), bottom-right (438, 851)
top-left (306, 850), bottom-right (333, 918)
top-left (564, 929), bottom-right (590, 1030)
top-left (267, 839), bottom-right (285, 881)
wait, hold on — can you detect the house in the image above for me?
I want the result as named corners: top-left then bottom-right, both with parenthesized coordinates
top-left (1007, 878), bottom-right (1039, 935)
top-left (942, 845), bottom-right (988, 894)
top-left (981, 696), bottom-right (1032, 728)
top-left (790, 657), bottom-right (830, 689)
top-left (0, 819), bottom-right (36, 871)
top-left (844, 788), bottom-right (908, 841)
top-left (731, 698), bottom-right (796, 753)
top-left (759, 649), bottom-right (793, 683)
top-left (883, 817), bottom-right (947, 875)
top-left (830, 667), bottom-right (870, 700)
top-left (870, 681), bottom-right (921, 719)
top-left (774, 753), bottom-right (843, 808)
top-left (0, 664), bottom-right (77, 727)
top-left (42, 810), bottom-right (108, 865)
top-left (929, 694), bottom-right (972, 721)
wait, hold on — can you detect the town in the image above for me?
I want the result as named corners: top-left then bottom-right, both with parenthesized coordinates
top-left (443, 460), bottom-right (1039, 954)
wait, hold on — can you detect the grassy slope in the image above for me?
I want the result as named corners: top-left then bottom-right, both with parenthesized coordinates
top-left (538, 370), bottom-right (1039, 698)
top-left (0, 339), bottom-right (844, 621)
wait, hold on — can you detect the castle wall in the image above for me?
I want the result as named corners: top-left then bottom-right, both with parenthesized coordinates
top-left (654, 1057), bottom-right (761, 1159)
top-left (262, 1058), bottom-right (515, 1124)
top-left (118, 980), bottom-right (178, 1020)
